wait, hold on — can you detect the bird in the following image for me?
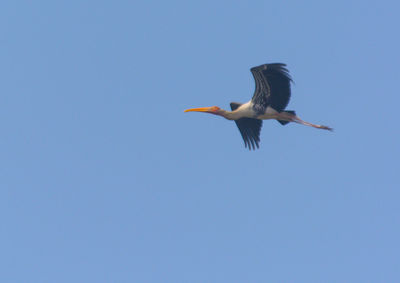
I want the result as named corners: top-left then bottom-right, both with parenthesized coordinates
top-left (184, 63), bottom-right (332, 150)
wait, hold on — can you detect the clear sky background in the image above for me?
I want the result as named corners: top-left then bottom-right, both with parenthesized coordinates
top-left (1, 1), bottom-right (399, 282)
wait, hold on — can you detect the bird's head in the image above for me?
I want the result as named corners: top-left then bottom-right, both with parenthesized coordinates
top-left (184, 106), bottom-right (223, 116)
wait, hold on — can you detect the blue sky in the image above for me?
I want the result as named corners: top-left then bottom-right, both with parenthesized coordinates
top-left (1, 0), bottom-right (399, 282)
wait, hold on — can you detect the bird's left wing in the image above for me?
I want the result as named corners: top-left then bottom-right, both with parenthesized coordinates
top-left (230, 103), bottom-right (262, 150)
top-left (250, 63), bottom-right (292, 113)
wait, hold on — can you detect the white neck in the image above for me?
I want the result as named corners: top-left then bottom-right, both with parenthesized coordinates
top-left (220, 110), bottom-right (244, 120)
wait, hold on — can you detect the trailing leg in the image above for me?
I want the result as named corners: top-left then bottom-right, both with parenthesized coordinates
top-left (276, 111), bottom-right (333, 131)
top-left (292, 115), bottom-right (333, 131)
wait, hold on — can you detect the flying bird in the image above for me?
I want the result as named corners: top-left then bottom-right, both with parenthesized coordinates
top-left (185, 63), bottom-right (332, 150)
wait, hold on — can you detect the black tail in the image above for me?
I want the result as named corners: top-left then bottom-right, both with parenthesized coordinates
top-left (277, 110), bottom-right (296, 126)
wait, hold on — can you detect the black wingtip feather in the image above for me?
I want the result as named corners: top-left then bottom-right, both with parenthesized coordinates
top-left (250, 63), bottom-right (293, 113)
top-left (230, 103), bottom-right (263, 150)
top-left (234, 118), bottom-right (262, 150)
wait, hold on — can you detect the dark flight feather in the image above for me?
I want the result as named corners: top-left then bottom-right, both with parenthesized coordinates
top-left (277, 110), bottom-right (296, 125)
top-left (230, 102), bottom-right (262, 150)
top-left (250, 63), bottom-right (293, 113)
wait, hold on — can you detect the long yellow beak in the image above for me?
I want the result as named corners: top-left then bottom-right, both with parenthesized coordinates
top-left (184, 107), bottom-right (213, 113)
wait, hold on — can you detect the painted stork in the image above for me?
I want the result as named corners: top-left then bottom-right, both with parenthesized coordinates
top-left (185, 63), bottom-right (332, 150)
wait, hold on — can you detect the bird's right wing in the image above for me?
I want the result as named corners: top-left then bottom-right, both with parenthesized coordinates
top-left (230, 102), bottom-right (262, 150)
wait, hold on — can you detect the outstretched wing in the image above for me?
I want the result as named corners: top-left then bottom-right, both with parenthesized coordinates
top-left (230, 103), bottom-right (263, 150)
top-left (250, 63), bottom-right (293, 113)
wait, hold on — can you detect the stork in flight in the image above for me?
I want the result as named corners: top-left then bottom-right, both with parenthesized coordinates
top-left (184, 63), bottom-right (332, 150)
